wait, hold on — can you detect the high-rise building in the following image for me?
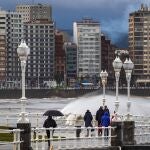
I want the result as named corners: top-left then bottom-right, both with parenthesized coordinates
top-left (129, 4), bottom-right (150, 86)
top-left (101, 34), bottom-right (116, 85)
top-left (55, 30), bottom-right (65, 78)
top-left (0, 34), bottom-right (6, 82)
top-left (16, 3), bottom-right (52, 22)
top-left (73, 18), bottom-right (101, 78)
top-left (24, 19), bottom-right (55, 87)
top-left (16, 3), bottom-right (55, 87)
top-left (0, 10), bottom-right (23, 87)
top-left (64, 42), bottom-right (77, 84)
top-left (0, 14), bottom-right (6, 83)
top-left (0, 4), bottom-right (55, 88)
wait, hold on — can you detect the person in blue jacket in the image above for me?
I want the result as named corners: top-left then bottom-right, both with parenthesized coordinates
top-left (84, 109), bottom-right (93, 136)
top-left (101, 111), bottom-right (110, 136)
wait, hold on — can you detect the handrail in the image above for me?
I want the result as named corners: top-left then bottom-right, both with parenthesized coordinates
top-left (31, 126), bottom-right (116, 149)
top-left (0, 129), bottom-right (22, 150)
top-left (1, 113), bottom-right (150, 127)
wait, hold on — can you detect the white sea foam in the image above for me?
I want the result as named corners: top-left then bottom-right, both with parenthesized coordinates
top-left (61, 93), bottom-right (150, 117)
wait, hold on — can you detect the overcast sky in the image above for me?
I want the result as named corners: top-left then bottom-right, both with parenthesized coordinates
top-left (0, 0), bottom-right (149, 45)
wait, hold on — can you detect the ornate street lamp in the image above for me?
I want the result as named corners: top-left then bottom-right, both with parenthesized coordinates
top-left (17, 40), bottom-right (30, 123)
top-left (123, 58), bottom-right (134, 120)
top-left (112, 56), bottom-right (123, 114)
top-left (100, 70), bottom-right (108, 106)
top-left (17, 40), bottom-right (32, 150)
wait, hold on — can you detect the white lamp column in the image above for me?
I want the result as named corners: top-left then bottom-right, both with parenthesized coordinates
top-left (123, 58), bottom-right (134, 121)
top-left (100, 70), bottom-right (108, 106)
top-left (17, 40), bottom-right (30, 123)
top-left (112, 56), bottom-right (123, 114)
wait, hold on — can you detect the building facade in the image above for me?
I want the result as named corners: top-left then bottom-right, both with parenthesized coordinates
top-left (55, 30), bottom-right (65, 82)
top-left (101, 34), bottom-right (116, 85)
top-left (64, 42), bottom-right (77, 85)
top-left (0, 34), bottom-right (6, 83)
top-left (129, 4), bottom-right (150, 86)
top-left (24, 19), bottom-right (55, 87)
top-left (16, 3), bottom-right (55, 87)
top-left (0, 10), bottom-right (23, 87)
top-left (73, 18), bottom-right (101, 78)
top-left (0, 32), bottom-right (6, 82)
top-left (16, 3), bottom-right (52, 22)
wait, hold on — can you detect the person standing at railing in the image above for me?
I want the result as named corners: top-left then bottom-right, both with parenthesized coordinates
top-left (84, 109), bottom-right (93, 137)
top-left (101, 112), bottom-right (110, 137)
top-left (95, 106), bottom-right (104, 135)
top-left (111, 111), bottom-right (121, 122)
top-left (43, 116), bottom-right (57, 148)
top-left (103, 105), bottom-right (110, 116)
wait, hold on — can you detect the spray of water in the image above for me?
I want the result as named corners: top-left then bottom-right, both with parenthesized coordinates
top-left (62, 93), bottom-right (150, 117)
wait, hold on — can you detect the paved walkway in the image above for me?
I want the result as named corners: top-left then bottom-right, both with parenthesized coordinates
top-left (0, 143), bottom-right (12, 150)
top-left (0, 138), bottom-right (110, 150)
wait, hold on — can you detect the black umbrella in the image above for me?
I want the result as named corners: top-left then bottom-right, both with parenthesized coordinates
top-left (43, 110), bottom-right (64, 116)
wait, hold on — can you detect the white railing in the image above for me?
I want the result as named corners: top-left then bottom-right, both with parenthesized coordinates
top-left (1, 113), bottom-right (150, 128)
top-left (0, 112), bottom-right (45, 127)
top-left (0, 129), bottom-right (22, 150)
top-left (31, 126), bottom-right (115, 150)
top-left (1, 116), bottom-right (150, 149)
top-left (135, 125), bottom-right (150, 144)
top-left (1, 113), bottom-right (150, 143)
top-left (0, 113), bottom-right (97, 127)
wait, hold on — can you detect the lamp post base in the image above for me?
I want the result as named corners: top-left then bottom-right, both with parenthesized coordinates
top-left (17, 112), bottom-right (29, 124)
top-left (124, 113), bottom-right (132, 121)
top-left (17, 122), bottom-right (33, 150)
top-left (21, 97), bottom-right (27, 100)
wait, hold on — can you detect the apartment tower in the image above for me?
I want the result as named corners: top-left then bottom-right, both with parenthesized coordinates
top-left (0, 12), bottom-right (7, 83)
top-left (129, 4), bottom-right (150, 86)
top-left (73, 18), bottom-right (101, 78)
top-left (55, 30), bottom-right (65, 79)
top-left (63, 42), bottom-right (77, 84)
top-left (24, 19), bottom-right (55, 87)
top-left (0, 10), bottom-right (23, 87)
top-left (101, 34), bottom-right (116, 85)
top-left (16, 4), bottom-right (55, 87)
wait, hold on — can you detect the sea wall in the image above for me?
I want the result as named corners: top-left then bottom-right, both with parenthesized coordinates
top-left (0, 88), bottom-right (98, 99)
top-left (119, 88), bottom-right (150, 97)
top-left (0, 88), bottom-right (149, 99)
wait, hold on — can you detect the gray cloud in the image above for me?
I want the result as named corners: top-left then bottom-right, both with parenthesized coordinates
top-left (0, 0), bottom-right (148, 45)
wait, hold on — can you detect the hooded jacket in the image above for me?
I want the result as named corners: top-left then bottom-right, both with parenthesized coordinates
top-left (84, 110), bottom-right (93, 127)
top-left (43, 116), bottom-right (57, 128)
top-left (96, 107), bottom-right (104, 125)
top-left (101, 112), bottom-right (110, 127)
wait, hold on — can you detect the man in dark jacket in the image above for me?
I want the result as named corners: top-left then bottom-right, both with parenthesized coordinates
top-left (103, 105), bottom-right (110, 116)
top-left (96, 106), bottom-right (104, 135)
top-left (101, 112), bottom-right (110, 136)
top-left (43, 116), bottom-right (57, 147)
top-left (84, 110), bottom-right (93, 136)
top-left (96, 106), bottom-right (104, 125)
